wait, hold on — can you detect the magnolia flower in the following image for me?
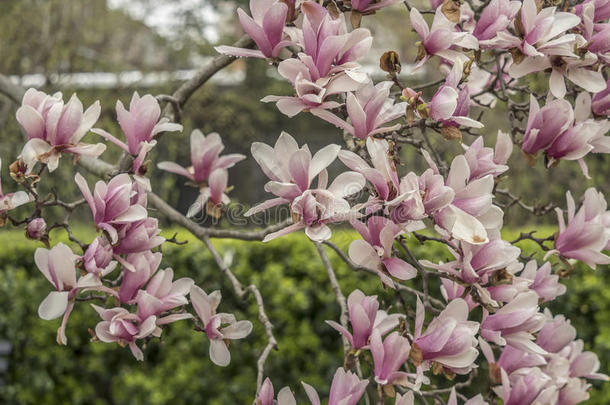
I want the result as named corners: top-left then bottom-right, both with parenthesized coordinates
top-left (462, 132), bottom-right (512, 181)
top-left (82, 236), bottom-right (117, 278)
top-left (537, 311), bottom-right (577, 354)
top-left (36, 243), bottom-right (109, 344)
top-left (301, 367), bottom-right (368, 405)
top-left (563, 339), bottom-right (609, 381)
top-left (136, 268), bottom-right (194, 325)
top-left (410, 7), bottom-right (478, 68)
top-left (480, 291), bottom-right (546, 354)
top-left (499, 0), bottom-right (604, 98)
top-left (113, 218), bottom-right (164, 254)
top-left (434, 155), bottom-right (499, 245)
top-left (95, 92), bottom-right (182, 156)
top-left (522, 95), bottom-right (574, 157)
top-left (256, 378), bottom-right (297, 405)
top-left (263, 175), bottom-right (365, 242)
top-left (473, 0), bottom-right (520, 42)
top-left (558, 378), bottom-right (592, 405)
top-left (297, 2), bottom-right (372, 79)
top-left (545, 92), bottom-right (610, 175)
top-left (370, 329), bottom-right (411, 385)
top-left (215, 0), bottom-right (292, 58)
top-left (247, 132), bottom-right (341, 215)
top-left (440, 279), bottom-right (478, 311)
top-left (16, 89), bottom-right (105, 172)
top-left (348, 216), bottom-right (418, 288)
top-left (519, 260), bottom-right (566, 302)
top-left (422, 238), bottom-right (521, 286)
top-left (119, 251), bottom-right (163, 303)
top-left (91, 305), bottom-right (157, 361)
top-left (158, 130), bottom-right (245, 218)
top-left (35, 243), bottom-right (79, 321)
top-left (575, 0), bottom-right (610, 22)
top-left (261, 57), bottom-right (366, 117)
top-left (338, 137), bottom-right (400, 202)
top-left (326, 289), bottom-right (402, 349)
top-left (190, 285), bottom-right (253, 366)
top-left (429, 60), bottom-right (484, 129)
top-left (311, 81), bottom-right (406, 139)
top-left (412, 298), bottom-right (479, 374)
top-left (495, 367), bottom-right (553, 405)
top-left (552, 188), bottom-right (610, 268)
top-left (75, 173), bottom-right (148, 244)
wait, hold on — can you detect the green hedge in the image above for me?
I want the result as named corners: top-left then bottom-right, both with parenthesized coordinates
top-left (0, 228), bottom-right (608, 404)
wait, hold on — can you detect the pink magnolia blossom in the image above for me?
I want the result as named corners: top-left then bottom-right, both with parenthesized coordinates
top-left (563, 339), bottom-right (609, 381)
top-left (261, 57), bottom-right (366, 117)
top-left (480, 291), bottom-right (547, 354)
top-left (440, 279), bottom-right (478, 311)
top-left (500, 0), bottom-right (604, 98)
top-left (519, 261), bottom-right (566, 302)
top-left (75, 173), bottom-right (148, 244)
top-left (495, 367), bottom-right (554, 405)
top-left (119, 251), bottom-right (163, 303)
top-left (0, 159), bottom-right (31, 214)
top-left (348, 216), bottom-right (418, 288)
top-left (422, 238), bottom-right (521, 285)
top-left (135, 268), bottom-right (194, 325)
top-left (545, 92), bottom-right (610, 176)
top-left (82, 236), bottom-right (117, 278)
top-left (338, 137), bottom-right (401, 202)
top-left (91, 305), bottom-right (157, 361)
top-left (36, 243), bottom-right (112, 344)
top-left (301, 367), bottom-right (368, 405)
top-left (410, 7), bottom-right (478, 68)
top-left (370, 329), bottom-right (411, 385)
top-left (158, 130), bottom-right (245, 217)
top-left (190, 285), bottom-right (253, 367)
top-left (25, 217), bottom-right (46, 240)
top-left (326, 289), bottom-right (402, 349)
top-left (537, 311), bottom-right (577, 354)
top-left (311, 81), bottom-right (406, 139)
top-left (473, 0), bottom-right (520, 42)
top-left (552, 188), bottom-right (610, 268)
top-left (17, 89), bottom-right (105, 172)
top-left (95, 92), bottom-right (181, 156)
top-left (462, 132), bottom-right (512, 181)
top-left (263, 175), bottom-right (365, 242)
top-left (429, 60), bottom-right (484, 129)
top-left (256, 378), bottom-right (297, 405)
top-left (215, 0), bottom-right (292, 58)
top-left (297, 2), bottom-right (372, 79)
top-left (558, 378), bottom-right (592, 405)
top-left (247, 131), bottom-right (341, 214)
top-left (113, 218), bottom-right (164, 255)
top-left (413, 298), bottom-right (479, 374)
top-left (434, 154), bottom-right (499, 245)
top-left (521, 95), bottom-right (574, 156)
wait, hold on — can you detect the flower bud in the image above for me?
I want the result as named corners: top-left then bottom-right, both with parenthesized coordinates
top-left (26, 218), bottom-right (46, 240)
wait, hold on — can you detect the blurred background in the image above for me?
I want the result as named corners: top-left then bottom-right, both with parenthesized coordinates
top-left (0, 0), bottom-right (608, 404)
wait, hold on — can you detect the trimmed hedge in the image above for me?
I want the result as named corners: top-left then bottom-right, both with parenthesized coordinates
top-left (0, 228), bottom-right (607, 404)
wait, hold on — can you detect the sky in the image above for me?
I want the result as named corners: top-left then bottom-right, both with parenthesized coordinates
top-left (107, 0), bottom-right (221, 42)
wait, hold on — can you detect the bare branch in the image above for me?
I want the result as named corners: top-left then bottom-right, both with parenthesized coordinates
top-left (314, 242), bottom-right (349, 354)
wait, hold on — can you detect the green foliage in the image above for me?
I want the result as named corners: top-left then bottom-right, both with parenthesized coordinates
top-left (0, 228), bottom-right (608, 404)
